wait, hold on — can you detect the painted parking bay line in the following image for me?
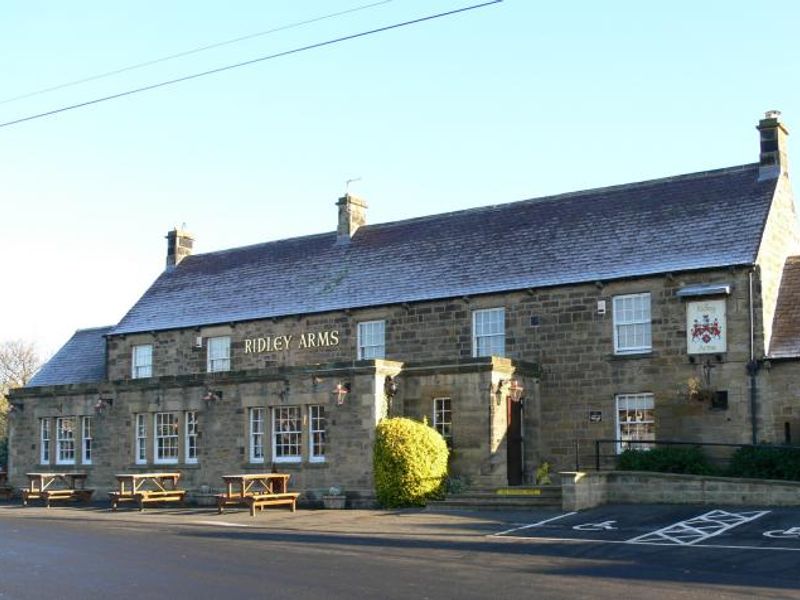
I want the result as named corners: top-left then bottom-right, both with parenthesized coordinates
top-left (491, 512), bottom-right (577, 537)
top-left (627, 509), bottom-right (770, 546)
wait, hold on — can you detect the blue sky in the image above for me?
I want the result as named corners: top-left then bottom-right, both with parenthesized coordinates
top-left (2, 0), bottom-right (799, 356)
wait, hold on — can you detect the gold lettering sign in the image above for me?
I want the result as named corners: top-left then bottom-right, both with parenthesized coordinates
top-left (244, 330), bottom-right (340, 353)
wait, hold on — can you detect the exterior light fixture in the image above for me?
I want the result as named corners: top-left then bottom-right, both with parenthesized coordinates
top-left (332, 382), bottom-right (351, 406)
top-left (202, 388), bottom-right (223, 405)
top-left (493, 379), bottom-right (524, 404)
top-left (384, 376), bottom-right (398, 400)
top-left (507, 379), bottom-right (524, 402)
top-left (94, 396), bottom-right (114, 414)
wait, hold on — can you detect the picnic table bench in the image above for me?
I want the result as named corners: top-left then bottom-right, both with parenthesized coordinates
top-left (21, 472), bottom-right (94, 508)
top-left (216, 473), bottom-right (299, 517)
top-left (109, 472), bottom-right (186, 511)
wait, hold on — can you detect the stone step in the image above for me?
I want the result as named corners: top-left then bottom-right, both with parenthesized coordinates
top-left (428, 486), bottom-right (563, 511)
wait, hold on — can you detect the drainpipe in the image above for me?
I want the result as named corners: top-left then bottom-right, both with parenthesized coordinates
top-left (747, 269), bottom-right (759, 445)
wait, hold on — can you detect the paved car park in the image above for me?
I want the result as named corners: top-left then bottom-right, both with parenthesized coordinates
top-left (493, 504), bottom-right (800, 552)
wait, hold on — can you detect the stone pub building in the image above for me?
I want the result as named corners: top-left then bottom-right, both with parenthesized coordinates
top-left (7, 112), bottom-right (800, 502)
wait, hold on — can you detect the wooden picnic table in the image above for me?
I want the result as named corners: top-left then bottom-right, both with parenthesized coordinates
top-left (216, 473), bottom-right (299, 516)
top-left (109, 472), bottom-right (186, 511)
top-left (22, 472), bottom-right (93, 507)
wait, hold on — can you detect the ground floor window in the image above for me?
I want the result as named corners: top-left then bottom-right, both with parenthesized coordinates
top-left (273, 406), bottom-right (301, 463)
top-left (82, 417), bottom-right (93, 465)
top-left (249, 408), bottom-right (265, 463)
top-left (616, 393), bottom-right (655, 452)
top-left (185, 411), bottom-right (198, 464)
top-left (40, 418), bottom-right (51, 464)
top-left (154, 412), bottom-right (179, 464)
top-left (135, 414), bottom-right (147, 464)
top-left (433, 397), bottom-right (453, 446)
top-left (56, 417), bottom-right (76, 465)
top-left (309, 405), bottom-right (326, 462)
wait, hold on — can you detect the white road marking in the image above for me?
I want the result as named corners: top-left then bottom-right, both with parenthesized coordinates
top-left (573, 520), bottom-right (617, 531)
top-left (497, 534), bottom-right (800, 552)
top-left (191, 520), bottom-right (250, 528)
top-left (491, 512), bottom-right (578, 537)
top-left (764, 527), bottom-right (800, 539)
top-left (627, 510), bottom-right (770, 546)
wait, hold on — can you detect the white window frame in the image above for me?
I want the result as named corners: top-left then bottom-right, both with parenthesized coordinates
top-left (249, 408), bottom-right (265, 464)
top-left (40, 418), bottom-right (51, 465)
top-left (357, 320), bottom-right (386, 359)
top-left (135, 414), bottom-right (147, 465)
top-left (615, 393), bottom-right (655, 453)
top-left (81, 416), bottom-right (93, 465)
top-left (185, 411), bottom-right (198, 464)
top-left (472, 308), bottom-right (505, 357)
top-left (132, 344), bottom-right (153, 379)
top-left (207, 336), bottom-right (231, 372)
top-left (433, 397), bottom-right (453, 444)
top-left (613, 293), bottom-right (652, 355)
top-left (55, 417), bottom-right (76, 466)
top-left (309, 405), bottom-right (326, 463)
top-left (272, 406), bottom-right (302, 463)
top-left (154, 412), bottom-right (179, 465)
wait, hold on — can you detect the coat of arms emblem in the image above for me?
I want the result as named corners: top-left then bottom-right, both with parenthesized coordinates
top-left (690, 314), bottom-right (722, 345)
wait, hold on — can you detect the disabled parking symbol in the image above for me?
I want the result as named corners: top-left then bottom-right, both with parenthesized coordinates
top-left (572, 520), bottom-right (618, 531)
top-left (763, 527), bottom-right (800, 539)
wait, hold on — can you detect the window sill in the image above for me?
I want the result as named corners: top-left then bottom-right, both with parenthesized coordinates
top-left (609, 351), bottom-right (656, 361)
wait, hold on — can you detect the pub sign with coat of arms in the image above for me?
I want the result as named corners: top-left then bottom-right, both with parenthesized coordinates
top-left (686, 299), bottom-right (726, 354)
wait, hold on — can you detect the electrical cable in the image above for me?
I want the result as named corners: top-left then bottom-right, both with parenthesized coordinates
top-left (0, 0), bottom-right (393, 106)
top-left (0, 0), bottom-right (502, 130)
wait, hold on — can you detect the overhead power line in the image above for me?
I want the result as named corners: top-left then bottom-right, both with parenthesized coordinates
top-left (0, 0), bottom-right (393, 106)
top-left (0, 0), bottom-right (502, 130)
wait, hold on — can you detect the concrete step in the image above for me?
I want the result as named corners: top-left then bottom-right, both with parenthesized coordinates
top-left (428, 486), bottom-right (563, 511)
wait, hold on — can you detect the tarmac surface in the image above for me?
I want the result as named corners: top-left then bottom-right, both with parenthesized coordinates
top-left (1, 501), bottom-right (800, 599)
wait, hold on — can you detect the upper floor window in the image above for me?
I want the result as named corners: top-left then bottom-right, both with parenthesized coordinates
top-left (132, 344), bottom-right (153, 379)
top-left (309, 405), bottom-right (326, 463)
top-left (357, 320), bottom-right (385, 359)
top-left (55, 417), bottom-right (76, 465)
top-left (207, 336), bottom-right (231, 372)
top-left (613, 293), bottom-right (652, 354)
top-left (473, 308), bottom-right (505, 357)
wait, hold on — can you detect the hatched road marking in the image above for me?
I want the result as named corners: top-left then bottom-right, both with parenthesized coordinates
top-left (627, 510), bottom-right (770, 546)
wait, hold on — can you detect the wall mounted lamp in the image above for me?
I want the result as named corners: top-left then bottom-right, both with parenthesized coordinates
top-left (493, 379), bottom-right (524, 404)
top-left (384, 375), bottom-right (398, 400)
top-left (278, 380), bottom-right (291, 402)
top-left (94, 396), bottom-right (114, 414)
top-left (332, 382), bottom-right (351, 406)
top-left (202, 388), bottom-right (223, 405)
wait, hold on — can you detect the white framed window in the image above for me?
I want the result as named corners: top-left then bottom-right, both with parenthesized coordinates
top-left (132, 344), bottom-right (153, 379)
top-left (135, 414), bottom-right (147, 465)
top-left (357, 320), bottom-right (386, 359)
top-left (249, 408), bottom-right (265, 463)
top-left (473, 308), bottom-right (505, 357)
top-left (81, 416), bottom-right (93, 465)
top-left (185, 411), bottom-right (198, 464)
top-left (433, 397), bottom-right (453, 445)
top-left (207, 336), bottom-right (231, 372)
top-left (154, 412), bottom-right (179, 465)
top-left (272, 406), bottom-right (301, 463)
top-left (56, 417), bottom-right (76, 465)
top-left (40, 418), bottom-right (51, 465)
top-left (613, 293), bottom-right (652, 354)
top-left (309, 405), bottom-right (326, 463)
top-left (616, 393), bottom-right (655, 453)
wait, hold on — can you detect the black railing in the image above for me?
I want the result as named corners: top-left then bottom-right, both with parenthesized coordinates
top-left (592, 438), bottom-right (800, 472)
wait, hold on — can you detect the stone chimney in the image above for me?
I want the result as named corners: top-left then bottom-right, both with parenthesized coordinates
top-left (165, 227), bottom-right (194, 270)
top-left (757, 110), bottom-right (789, 181)
top-left (336, 194), bottom-right (367, 242)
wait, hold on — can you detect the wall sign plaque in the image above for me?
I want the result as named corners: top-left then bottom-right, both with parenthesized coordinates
top-left (244, 330), bottom-right (340, 353)
top-left (687, 299), bottom-right (726, 354)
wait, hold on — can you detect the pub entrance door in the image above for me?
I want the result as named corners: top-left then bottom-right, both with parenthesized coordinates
top-left (506, 396), bottom-right (524, 486)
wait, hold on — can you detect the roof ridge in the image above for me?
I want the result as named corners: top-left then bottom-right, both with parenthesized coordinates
top-left (74, 325), bottom-right (114, 333)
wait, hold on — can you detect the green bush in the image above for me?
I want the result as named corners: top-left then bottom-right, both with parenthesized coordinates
top-left (617, 446), bottom-right (716, 475)
top-left (373, 417), bottom-right (449, 508)
top-left (727, 446), bottom-right (800, 481)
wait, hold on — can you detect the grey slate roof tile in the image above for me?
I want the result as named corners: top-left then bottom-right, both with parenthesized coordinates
top-left (769, 256), bottom-right (800, 358)
top-left (111, 163), bottom-right (775, 336)
top-left (27, 326), bottom-right (111, 387)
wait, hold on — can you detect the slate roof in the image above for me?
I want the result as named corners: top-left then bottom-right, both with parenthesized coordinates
top-left (27, 326), bottom-right (112, 387)
top-left (110, 163), bottom-right (776, 336)
top-left (769, 256), bottom-right (800, 358)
